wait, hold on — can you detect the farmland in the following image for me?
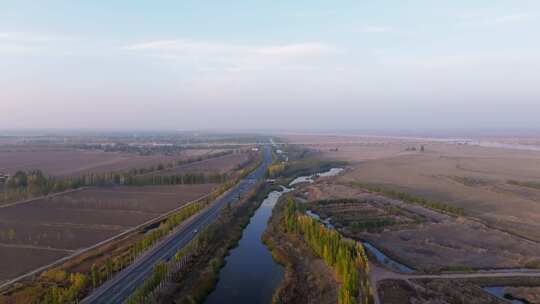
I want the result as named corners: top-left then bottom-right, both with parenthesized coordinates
top-left (0, 147), bottom-right (227, 177)
top-left (0, 184), bottom-right (216, 283)
top-left (0, 132), bottom-right (261, 289)
top-left (301, 180), bottom-right (540, 272)
top-left (276, 134), bottom-right (540, 302)
top-left (284, 134), bottom-right (540, 242)
top-left (150, 151), bottom-right (254, 176)
top-left (284, 134), bottom-right (540, 271)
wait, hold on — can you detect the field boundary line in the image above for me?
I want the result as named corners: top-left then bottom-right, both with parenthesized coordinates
top-left (0, 187), bottom-right (89, 209)
top-left (0, 243), bottom-right (76, 253)
top-left (466, 215), bottom-right (540, 245)
top-left (0, 190), bottom-right (216, 291)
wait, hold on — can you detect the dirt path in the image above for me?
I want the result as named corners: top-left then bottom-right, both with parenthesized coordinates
top-left (369, 262), bottom-right (540, 304)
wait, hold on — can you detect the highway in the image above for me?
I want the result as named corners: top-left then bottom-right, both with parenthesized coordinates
top-left (82, 146), bottom-right (272, 304)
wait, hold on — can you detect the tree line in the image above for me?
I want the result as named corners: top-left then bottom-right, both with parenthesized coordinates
top-left (126, 180), bottom-right (266, 303)
top-left (36, 180), bottom-right (236, 304)
top-left (40, 270), bottom-right (88, 304)
top-left (6, 151), bottom-right (264, 303)
top-left (284, 198), bottom-right (373, 304)
top-left (1, 169), bottom-right (226, 203)
top-left (1, 151), bottom-right (235, 204)
top-left (353, 182), bottom-right (464, 216)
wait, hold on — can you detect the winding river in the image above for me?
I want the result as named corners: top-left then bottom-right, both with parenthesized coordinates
top-left (205, 168), bottom-right (342, 304)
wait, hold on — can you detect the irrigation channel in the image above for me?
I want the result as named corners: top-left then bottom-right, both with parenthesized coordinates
top-left (483, 287), bottom-right (528, 304)
top-left (204, 168), bottom-right (343, 304)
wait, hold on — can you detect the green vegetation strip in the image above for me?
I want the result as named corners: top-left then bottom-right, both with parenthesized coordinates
top-left (0, 150), bottom-right (235, 204)
top-left (125, 262), bottom-right (169, 304)
top-left (508, 180), bottom-right (540, 191)
top-left (126, 182), bottom-right (269, 304)
top-left (284, 198), bottom-right (373, 304)
top-left (350, 219), bottom-right (397, 231)
top-left (40, 271), bottom-right (88, 304)
top-left (352, 183), bottom-right (464, 216)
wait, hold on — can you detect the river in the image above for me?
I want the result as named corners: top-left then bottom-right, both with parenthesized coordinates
top-left (204, 189), bottom-right (289, 304)
top-left (205, 168), bottom-right (343, 304)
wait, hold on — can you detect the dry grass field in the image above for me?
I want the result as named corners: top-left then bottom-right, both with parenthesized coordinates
top-left (0, 184), bottom-right (216, 283)
top-left (281, 133), bottom-right (540, 275)
top-left (284, 134), bottom-right (540, 242)
top-left (299, 180), bottom-right (540, 272)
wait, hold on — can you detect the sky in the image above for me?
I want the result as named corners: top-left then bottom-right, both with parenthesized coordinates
top-left (1, 1), bottom-right (539, 132)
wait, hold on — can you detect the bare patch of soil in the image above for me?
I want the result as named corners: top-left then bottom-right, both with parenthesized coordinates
top-left (0, 184), bottom-right (215, 281)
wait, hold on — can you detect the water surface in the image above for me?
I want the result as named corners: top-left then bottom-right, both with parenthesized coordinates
top-left (362, 242), bottom-right (414, 273)
top-left (205, 189), bottom-right (289, 304)
top-left (317, 167), bottom-right (344, 177)
top-left (483, 287), bottom-right (527, 304)
top-left (290, 167), bottom-right (344, 185)
top-left (206, 168), bottom-right (343, 304)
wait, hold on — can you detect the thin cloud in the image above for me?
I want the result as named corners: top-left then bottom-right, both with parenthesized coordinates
top-left (124, 40), bottom-right (246, 53)
top-left (255, 43), bottom-right (336, 57)
top-left (358, 26), bottom-right (394, 33)
top-left (125, 40), bottom-right (335, 57)
top-left (287, 9), bottom-right (338, 18)
top-left (458, 13), bottom-right (536, 28)
top-left (123, 40), bottom-right (338, 71)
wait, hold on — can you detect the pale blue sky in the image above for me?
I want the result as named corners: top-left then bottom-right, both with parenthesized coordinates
top-left (1, 1), bottom-right (539, 131)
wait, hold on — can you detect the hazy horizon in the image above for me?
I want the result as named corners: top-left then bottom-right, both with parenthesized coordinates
top-left (2, 127), bottom-right (540, 140)
top-left (2, 1), bottom-right (539, 131)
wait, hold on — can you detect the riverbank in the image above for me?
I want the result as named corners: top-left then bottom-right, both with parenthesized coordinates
top-left (150, 182), bottom-right (274, 303)
top-left (262, 194), bottom-right (338, 304)
top-left (204, 184), bottom-right (286, 304)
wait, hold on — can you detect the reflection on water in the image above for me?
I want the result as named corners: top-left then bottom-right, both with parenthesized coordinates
top-left (362, 242), bottom-right (414, 273)
top-left (483, 287), bottom-right (527, 304)
top-left (205, 188), bottom-right (291, 304)
top-left (317, 167), bottom-right (344, 177)
top-left (306, 210), bottom-right (334, 229)
top-left (289, 167), bottom-right (344, 186)
top-left (289, 175), bottom-right (314, 186)
top-left (205, 168), bottom-right (343, 304)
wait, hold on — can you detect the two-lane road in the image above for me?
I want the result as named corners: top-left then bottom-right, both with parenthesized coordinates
top-left (82, 146), bottom-right (272, 304)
